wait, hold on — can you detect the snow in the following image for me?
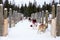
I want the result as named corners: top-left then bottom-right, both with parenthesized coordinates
top-left (57, 4), bottom-right (60, 6)
top-left (0, 4), bottom-right (3, 6)
top-left (0, 14), bottom-right (60, 40)
top-left (4, 8), bottom-right (7, 10)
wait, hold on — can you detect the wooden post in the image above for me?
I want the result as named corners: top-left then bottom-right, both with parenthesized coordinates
top-left (0, 4), bottom-right (4, 36)
top-left (0, 4), bottom-right (8, 36)
top-left (9, 8), bottom-right (12, 28)
top-left (42, 11), bottom-right (44, 24)
top-left (52, 5), bottom-right (55, 19)
top-left (51, 4), bottom-right (60, 37)
top-left (45, 10), bottom-right (48, 27)
top-left (3, 8), bottom-right (8, 36)
top-left (56, 4), bottom-right (60, 36)
top-left (40, 12), bottom-right (42, 23)
top-left (51, 18), bottom-right (56, 37)
top-left (13, 10), bottom-right (16, 26)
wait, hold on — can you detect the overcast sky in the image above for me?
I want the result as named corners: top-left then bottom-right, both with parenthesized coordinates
top-left (3, 0), bottom-right (59, 7)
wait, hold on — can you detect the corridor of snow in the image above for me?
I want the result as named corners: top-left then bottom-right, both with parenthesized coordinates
top-left (0, 19), bottom-right (60, 40)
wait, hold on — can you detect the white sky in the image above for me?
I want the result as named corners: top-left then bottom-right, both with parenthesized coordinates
top-left (3, 0), bottom-right (59, 7)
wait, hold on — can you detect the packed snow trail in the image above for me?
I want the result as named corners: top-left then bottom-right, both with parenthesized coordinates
top-left (0, 19), bottom-right (60, 40)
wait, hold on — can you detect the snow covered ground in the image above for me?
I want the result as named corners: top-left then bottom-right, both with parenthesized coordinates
top-left (0, 19), bottom-right (60, 40)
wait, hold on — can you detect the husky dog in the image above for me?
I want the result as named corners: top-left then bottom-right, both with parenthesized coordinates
top-left (38, 24), bottom-right (47, 32)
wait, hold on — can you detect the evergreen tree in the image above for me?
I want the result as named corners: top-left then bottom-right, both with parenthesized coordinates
top-left (17, 5), bottom-right (20, 13)
top-left (4, 0), bottom-right (9, 8)
top-left (20, 4), bottom-right (24, 14)
top-left (9, 1), bottom-right (12, 8)
top-left (9, 1), bottom-right (14, 15)
top-left (12, 0), bottom-right (15, 10)
top-left (0, 0), bottom-right (3, 4)
top-left (33, 0), bottom-right (37, 13)
top-left (42, 1), bottom-right (46, 12)
top-left (4, 0), bottom-right (9, 17)
top-left (24, 4), bottom-right (28, 17)
top-left (37, 5), bottom-right (41, 12)
top-left (52, 0), bottom-right (55, 5)
top-left (28, 2), bottom-right (33, 17)
top-left (46, 4), bottom-right (52, 12)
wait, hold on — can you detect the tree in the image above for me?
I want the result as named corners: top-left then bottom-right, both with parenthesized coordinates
top-left (27, 2), bottom-right (33, 17)
top-left (4, 0), bottom-right (9, 17)
top-left (46, 4), bottom-right (52, 12)
top-left (16, 5), bottom-right (20, 13)
top-left (20, 4), bottom-right (24, 14)
top-left (52, 0), bottom-right (55, 5)
top-left (42, 1), bottom-right (46, 12)
top-left (9, 1), bottom-right (12, 8)
top-left (37, 5), bottom-right (41, 12)
top-left (24, 4), bottom-right (28, 17)
top-left (0, 0), bottom-right (3, 4)
top-left (33, 0), bottom-right (37, 13)
top-left (4, 0), bottom-right (9, 8)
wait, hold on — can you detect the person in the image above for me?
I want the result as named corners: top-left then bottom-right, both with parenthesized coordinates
top-left (32, 19), bottom-right (37, 27)
top-left (32, 19), bottom-right (36, 24)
